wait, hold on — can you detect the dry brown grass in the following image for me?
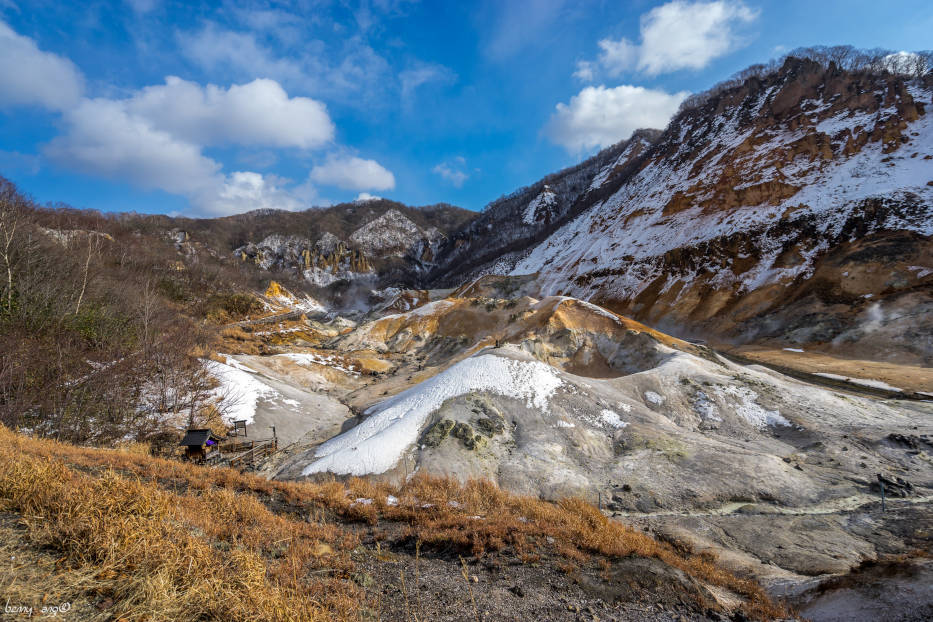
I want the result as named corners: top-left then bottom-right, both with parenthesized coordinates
top-left (216, 325), bottom-right (264, 355)
top-left (0, 427), bottom-right (359, 621)
top-left (0, 426), bottom-right (788, 620)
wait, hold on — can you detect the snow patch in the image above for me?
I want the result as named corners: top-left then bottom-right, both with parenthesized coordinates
top-left (692, 390), bottom-right (721, 422)
top-left (522, 187), bottom-right (557, 225)
top-left (907, 265), bottom-right (932, 278)
top-left (302, 354), bottom-right (564, 476)
top-left (599, 409), bottom-right (628, 429)
top-left (279, 352), bottom-right (360, 376)
top-left (378, 299), bottom-right (454, 322)
top-left (813, 373), bottom-right (903, 392)
top-left (204, 359), bottom-right (282, 424)
top-left (714, 385), bottom-right (789, 428)
top-left (644, 391), bottom-right (665, 405)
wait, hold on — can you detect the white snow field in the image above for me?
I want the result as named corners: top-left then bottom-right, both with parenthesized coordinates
top-left (303, 353), bottom-right (564, 476)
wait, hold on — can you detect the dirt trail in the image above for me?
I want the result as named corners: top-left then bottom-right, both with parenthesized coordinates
top-left (719, 347), bottom-right (933, 397)
top-left (608, 494), bottom-right (933, 519)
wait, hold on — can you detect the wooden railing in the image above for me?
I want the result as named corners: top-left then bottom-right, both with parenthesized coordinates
top-left (225, 438), bottom-right (278, 469)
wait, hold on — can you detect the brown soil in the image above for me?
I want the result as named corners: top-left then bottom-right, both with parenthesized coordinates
top-left (724, 346), bottom-right (933, 394)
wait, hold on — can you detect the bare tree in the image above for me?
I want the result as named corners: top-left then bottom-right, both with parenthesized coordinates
top-left (0, 182), bottom-right (24, 312)
top-left (73, 233), bottom-right (103, 314)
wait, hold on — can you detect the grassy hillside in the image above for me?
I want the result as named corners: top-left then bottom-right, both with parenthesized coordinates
top-left (0, 425), bottom-right (786, 621)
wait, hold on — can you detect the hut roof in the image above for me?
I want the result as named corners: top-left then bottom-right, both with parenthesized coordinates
top-left (179, 429), bottom-right (222, 447)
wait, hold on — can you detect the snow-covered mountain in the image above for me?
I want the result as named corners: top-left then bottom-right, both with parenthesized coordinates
top-left (437, 58), bottom-right (933, 361)
top-left (154, 57), bottom-right (932, 359)
top-left (426, 129), bottom-right (660, 284)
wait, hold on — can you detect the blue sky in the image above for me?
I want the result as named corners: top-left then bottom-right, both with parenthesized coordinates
top-left (1, 0), bottom-right (931, 216)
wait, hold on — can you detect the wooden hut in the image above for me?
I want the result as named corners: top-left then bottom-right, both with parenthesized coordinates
top-left (179, 429), bottom-right (223, 463)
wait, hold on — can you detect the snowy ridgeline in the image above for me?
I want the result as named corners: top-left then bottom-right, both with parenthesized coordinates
top-left (302, 354), bottom-right (564, 476)
top-left (297, 347), bottom-right (796, 478)
top-left (511, 84), bottom-right (933, 300)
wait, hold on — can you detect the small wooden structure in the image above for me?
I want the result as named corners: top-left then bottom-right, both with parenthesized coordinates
top-left (228, 419), bottom-right (248, 439)
top-left (179, 429), bottom-right (223, 463)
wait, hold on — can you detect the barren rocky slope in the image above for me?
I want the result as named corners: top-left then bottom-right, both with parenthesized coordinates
top-left (216, 287), bottom-right (931, 620)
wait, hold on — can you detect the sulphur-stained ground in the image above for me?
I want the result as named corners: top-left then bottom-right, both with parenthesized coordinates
top-left (208, 290), bottom-right (933, 621)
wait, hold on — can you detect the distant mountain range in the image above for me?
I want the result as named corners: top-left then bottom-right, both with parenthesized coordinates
top-left (113, 54), bottom-right (932, 362)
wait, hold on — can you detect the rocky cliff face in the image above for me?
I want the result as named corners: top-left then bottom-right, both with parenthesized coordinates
top-left (231, 204), bottom-right (465, 290)
top-left (458, 58), bottom-right (933, 361)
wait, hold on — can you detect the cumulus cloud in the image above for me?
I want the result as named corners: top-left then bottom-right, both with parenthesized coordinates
top-left (432, 157), bottom-right (469, 187)
top-left (45, 98), bottom-right (221, 196)
top-left (200, 172), bottom-right (303, 215)
top-left (597, 1), bottom-right (758, 76)
top-left (0, 20), bottom-right (84, 110)
top-left (354, 192), bottom-right (381, 202)
top-left (597, 38), bottom-right (638, 76)
top-left (546, 85), bottom-right (689, 152)
top-left (309, 155), bottom-right (395, 191)
top-left (126, 77), bottom-right (334, 149)
top-left (43, 93), bottom-right (315, 216)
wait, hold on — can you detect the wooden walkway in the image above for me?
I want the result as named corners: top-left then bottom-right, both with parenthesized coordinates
top-left (205, 438), bottom-right (279, 469)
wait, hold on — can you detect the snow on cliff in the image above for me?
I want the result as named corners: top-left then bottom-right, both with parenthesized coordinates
top-left (349, 209), bottom-right (432, 256)
top-left (522, 186), bottom-right (557, 225)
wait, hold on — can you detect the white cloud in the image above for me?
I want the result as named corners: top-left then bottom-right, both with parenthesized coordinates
top-left (0, 20), bottom-right (84, 110)
top-left (432, 158), bottom-right (469, 188)
top-left (177, 23), bottom-right (392, 103)
top-left (127, 76), bottom-right (334, 149)
top-left (597, 1), bottom-right (758, 76)
top-left (178, 23), bottom-right (307, 86)
top-left (572, 60), bottom-right (597, 82)
top-left (355, 192), bottom-right (381, 202)
top-left (546, 84), bottom-right (689, 152)
top-left (597, 38), bottom-right (638, 76)
top-left (45, 98), bottom-right (221, 196)
top-left (399, 62), bottom-right (456, 100)
top-left (201, 172), bottom-right (303, 215)
top-left (43, 96), bottom-right (310, 216)
top-left (309, 155), bottom-right (395, 191)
